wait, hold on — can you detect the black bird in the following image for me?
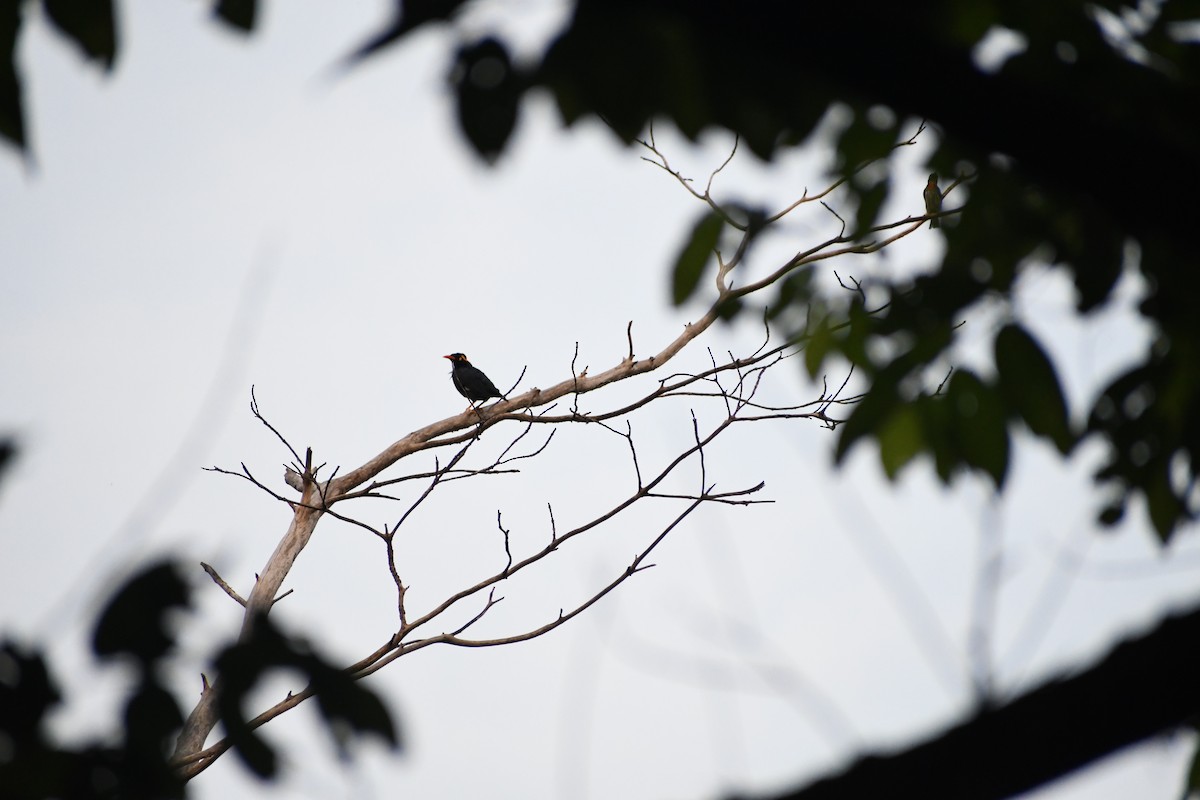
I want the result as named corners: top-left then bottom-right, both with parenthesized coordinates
top-left (923, 172), bottom-right (942, 229)
top-left (444, 353), bottom-right (502, 407)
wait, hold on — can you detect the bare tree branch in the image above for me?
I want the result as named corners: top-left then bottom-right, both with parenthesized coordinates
top-left (200, 563), bottom-right (246, 607)
top-left (174, 128), bottom-right (936, 776)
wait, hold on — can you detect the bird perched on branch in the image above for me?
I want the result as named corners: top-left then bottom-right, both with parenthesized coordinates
top-left (444, 353), bottom-right (502, 408)
top-left (923, 172), bottom-right (942, 228)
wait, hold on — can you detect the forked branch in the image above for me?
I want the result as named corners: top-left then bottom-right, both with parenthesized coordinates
top-left (174, 124), bottom-right (939, 777)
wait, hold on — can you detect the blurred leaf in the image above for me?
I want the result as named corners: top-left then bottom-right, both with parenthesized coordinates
top-left (92, 561), bottom-right (191, 666)
top-left (835, 378), bottom-right (901, 465)
top-left (344, 0), bottom-right (470, 65)
top-left (945, 2), bottom-right (999, 45)
top-left (1186, 734), bottom-right (1200, 797)
top-left (225, 715), bottom-right (278, 778)
top-left (541, 3), bottom-right (702, 144)
top-left (995, 323), bottom-right (1074, 453)
top-left (1098, 501), bottom-right (1125, 527)
top-left (214, 616), bottom-right (287, 777)
top-left (0, 641), bottom-right (60, 740)
top-left (835, 111), bottom-right (898, 173)
top-left (714, 294), bottom-right (743, 320)
top-left (0, 435), bottom-right (15, 486)
top-left (1056, 192), bottom-right (1124, 313)
top-left (949, 369), bottom-right (1010, 486)
top-left (313, 672), bottom-right (398, 757)
top-left (634, 16), bottom-right (707, 140)
top-left (768, 267), bottom-right (814, 320)
top-left (451, 37), bottom-right (522, 163)
top-left (123, 682), bottom-right (183, 754)
top-left (215, 613), bottom-right (399, 777)
top-left (853, 176), bottom-right (890, 237)
top-left (918, 388), bottom-right (957, 482)
top-left (1, 0), bottom-right (25, 152)
top-left (42, 0), bottom-right (116, 69)
top-left (121, 682), bottom-right (185, 797)
top-left (804, 316), bottom-right (834, 379)
top-left (838, 300), bottom-right (877, 370)
top-left (1087, 334), bottom-right (1198, 540)
top-left (213, 0), bottom-right (257, 33)
top-left (878, 404), bottom-right (922, 478)
top-left (672, 210), bottom-right (722, 305)
top-left (1145, 461), bottom-right (1182, 544)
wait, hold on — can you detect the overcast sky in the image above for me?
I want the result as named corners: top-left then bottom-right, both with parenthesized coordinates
top-left (3, 2), bottom-right (1199, 799)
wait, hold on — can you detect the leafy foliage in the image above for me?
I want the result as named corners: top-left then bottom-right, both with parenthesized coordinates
top-left (92, 562), bottom-right (191, 666)
top-left (1, 561), bottom-right (189, 799)
top-left (214, 613), bottom-right (399, 778)
top-left (1, 0), bottom-right (24, 149)
top-left (449, 37), bottom-right (522, 163)
top-left (527, 1), bottom-right (1200, 540)
top-left (994, 324), bottom-right (1073, 455)
top-left (0, 557), bottom-right (399, 796)
top-left (213, 0), bottom-right (257, 33)
top-left (671, 210), bottom-right (722, 305)
top-left (41, 0), bottom-right (115, 67)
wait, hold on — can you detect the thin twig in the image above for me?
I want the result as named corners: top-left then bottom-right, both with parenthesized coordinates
top-left (201, 563), bottom-right (246, 607)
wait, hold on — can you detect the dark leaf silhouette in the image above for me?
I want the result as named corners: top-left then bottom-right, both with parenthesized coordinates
top-left (92, 561), bottom-right (191, 666)
top-left (995, 324), bottom-right (1074, 454)
top-left (213, 0), bottom-right (258, 33)
top-left (450, 37), bottom-right (522, 163)
top-left (344, 0), bottom-right (471, 66)
top-left (215, 613), bottom-right (400, 777)
top-left (672, 210), bottom-right (722, 306)
top-left (42, 0), bottom-right (116, 68)
top-left (1, 1), bottom-right (24, 151)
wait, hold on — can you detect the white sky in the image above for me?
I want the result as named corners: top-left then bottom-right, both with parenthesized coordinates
top-left (2, 2), bottom-right (1199, 799)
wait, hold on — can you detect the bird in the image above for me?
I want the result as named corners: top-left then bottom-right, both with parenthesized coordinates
top-left (923, 172), bottom-right (942, 229)
top-left (444, 353), bottom-right (502, 408)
